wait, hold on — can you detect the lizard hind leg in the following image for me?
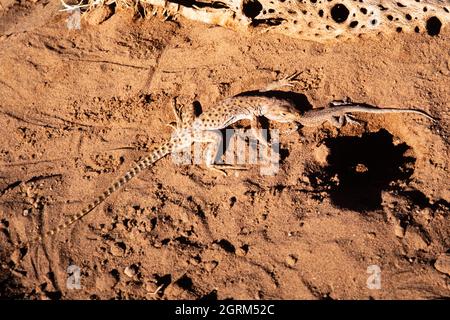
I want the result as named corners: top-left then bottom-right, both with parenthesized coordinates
top-left (328, 115), bottom-right (344, 128)
top-left (343, 114), bottom-right (365, 126)
top-left (194, 130), bottom-right (247, 176)
top-left (328, 114), bottom-right (364, 128)
top-left (339, 113), bottom-right (365, 126)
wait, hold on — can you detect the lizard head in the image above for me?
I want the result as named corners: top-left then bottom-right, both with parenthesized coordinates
top-left (262, 101), bottom-right (301, 123)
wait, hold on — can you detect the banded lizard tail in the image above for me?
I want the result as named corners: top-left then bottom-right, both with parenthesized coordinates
top-left (298, 100), bottom-right (436, 128)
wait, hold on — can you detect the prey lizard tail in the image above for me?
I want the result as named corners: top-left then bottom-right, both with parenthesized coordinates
top-left (30, 141), bottom-right (174, 244)
top-left (326, 105), bottom-right (434, 119)
top-left (299, 104), bottom-right (436, 127)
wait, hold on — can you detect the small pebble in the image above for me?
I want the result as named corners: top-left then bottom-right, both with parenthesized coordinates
top-left (286, 254), bottom-right (298, 267)
top-left (124, 265), bottom-right (138, 278)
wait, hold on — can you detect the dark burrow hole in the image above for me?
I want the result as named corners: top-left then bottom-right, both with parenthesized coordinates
top-left (230, 196), bottom-right (237, 207)
top-left (150, 217), bottom-right (157, 230)
top-left (331, 3), bottom-right (350, 23)
top-left (175, 274), bottom-right (193, 291)
top-left (426, 16), bottom-right (441, 36)
top-left (175, 236), bottom-right (202, 248)
top-left (214, 239), bottom-right (236, 253)
top-left (139, 93), bottom-right (153, 104)
top-left (308, 129), bottom-right (416, 211)
top-left (199, 289), bottom-right (218, 300)
top-left (44, 290), bottom-right (62, 300)
top-left (0, 268), bottom-right (27, 299)
top-left (19, 247), bottom-right (28, 259)
top-left (279, 147), bottom-right (290, 162)
top-left (110, 269), bottom-right (120, 281)
top-left (242, 0), bottom-right (263, 19)
top-left (155, 274), bottom-right (172, 294)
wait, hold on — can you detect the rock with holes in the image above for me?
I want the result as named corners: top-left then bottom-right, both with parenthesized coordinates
top-left (142, 0), bottom-right (449, 41)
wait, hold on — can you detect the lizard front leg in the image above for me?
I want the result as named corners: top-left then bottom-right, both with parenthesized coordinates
top-left (250, 116), bottom-right (271, 147)
top-left (193, 130), bottom-right (247, 176)
top-left (244, 116), bottom-right (280, 165)
top-left (167, 97), bottom-right (196, 130)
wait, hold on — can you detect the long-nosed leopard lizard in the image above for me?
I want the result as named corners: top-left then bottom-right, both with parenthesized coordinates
top-left (27, 73), bottom-right (435, 244)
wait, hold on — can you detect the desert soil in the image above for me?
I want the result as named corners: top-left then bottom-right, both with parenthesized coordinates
top-left (0, 0), bottom-right (449, 299)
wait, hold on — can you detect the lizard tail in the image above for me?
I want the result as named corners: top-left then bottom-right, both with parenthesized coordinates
top-left (338, 105), bottom-right (437, 121)
top-left (30, 141), bottom-right (173, 244)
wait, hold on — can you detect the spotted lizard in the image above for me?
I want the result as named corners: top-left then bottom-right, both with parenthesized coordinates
top-left (28, 72), bottom-right (435, 244)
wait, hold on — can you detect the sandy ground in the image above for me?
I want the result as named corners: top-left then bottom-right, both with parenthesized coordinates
top-left (0, 0), bottom-right (449, 299)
